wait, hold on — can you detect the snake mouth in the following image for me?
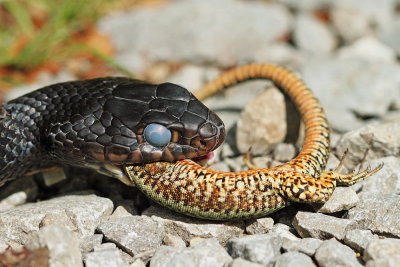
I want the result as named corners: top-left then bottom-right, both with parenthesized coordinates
top-left (192, 151), bottom-right (215, 166)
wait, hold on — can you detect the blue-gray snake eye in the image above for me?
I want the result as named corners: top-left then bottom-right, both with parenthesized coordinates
top-left (143, 123), bottom-right (172, 147)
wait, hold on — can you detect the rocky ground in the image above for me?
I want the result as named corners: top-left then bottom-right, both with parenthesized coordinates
top-left (1, 0), bottom-right (400, 266)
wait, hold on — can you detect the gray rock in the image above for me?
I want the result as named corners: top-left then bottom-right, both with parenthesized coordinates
top-left (202, 80), bottom-right (266, 131)
top-left (98, 0), bottom-right (292, 70)
top-left (189, 237), bottom-right (206, 247)
top-left (273, 143), bottom-right (296, 162)
top-left (382, 110), bottom-right (400, 123)
top-left (344, 229), bottom-right (379, 253)
top-left (168, 65), bottom-right (220, 93)
top-left (315, 238), bottom-right (362, 267)
top-left (331, 7), bottom-right (370, 42)
top-left (337, 37), bottom-right (396, 63)
top-left (245, 217), bottom-right (274, 235)
top-left (97, 215), bottom-right (165, 256)
top-left (379, 15), bottom-right (400, 55)
top-left (223, 157), bottom-right (248, 173)
top-left (325, 154), bottom-right (341, 172)
top-left (163, 234), bottom-right (186, 248)
top-left (84, 248), bottom-right (125, 267)
top-left (225, 258), bottom-right (264, 267)
top-left (347, 193), bottom-right (400, 238)
top-left (276, 0), bottom-right (328, 11)
top-left (236, 87), bottom-right (287, 154)
top-left (0, 192), bottom-right (31, 212)
top-left (293, 13), bottom-right (337, 54)
top-left (94, 243), bottom-right (133, 265)
top-left (0, 176), bottom-right (38, 212)
top-left (330, 132), bottom-right (343, 149)
top-left (207, 161), bottom-right (231, 172)
top-left (292, 211), bottom-right (356, 240)
top-left (0, 241), bottom-right (7, 253)
top-left (250, 156), bottom-right (273, 169)
top-left (225, 233), bottom-right (283, 265)
top-left (130, 259), bottom-right (146, 267)
top-left (250, 43), bottom-right (304, 67)
top-left (143, 205), bottom-right (244, 245)
top-left (359, 157), bottom-right (400, 195)
top-left (271, 223), bottom-right (299, 241)
top-left (26, 225), bottom-right (82, 267)
top-left (275, 251), bottom-right (316, 267)
top-left (150, 239), bottom-right (232, 267)
top-left (301, 60), bottom-right (400, 132)
top-left (335, 122), bottom-right (400, 169)
top-left (331, 0), bottom-right (398, 31)
top-left (0, 195), bottom-right (113, 245)
top-left (282, 238), bottom-right (322, 256)
top-left (93, 242), bottom-right (117, 251)
top-left (364, 238), bottom-right (400, 267)
top-left (109, 202), bottom-right (138, 219)
top-left (316, 187), bottom-right (359, 213)
top-left (80, 234), bottom-right (103, 253)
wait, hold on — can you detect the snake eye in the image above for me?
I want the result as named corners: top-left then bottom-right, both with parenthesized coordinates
top-left (143, 123), bottom-right (171, 147)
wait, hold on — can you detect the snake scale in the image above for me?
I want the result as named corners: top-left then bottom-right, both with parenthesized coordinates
top-left (0, 64), bottom-right (382, 220)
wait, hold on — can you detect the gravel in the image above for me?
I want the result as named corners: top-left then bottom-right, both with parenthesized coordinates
top-left (98, 0), bottom-right (292, 71)
top-left (150, 239), bottom-right (232, 267)
top-left (2, 0), bottom-right (400, 266)
top-left (143, 205), bottom-right (244, 245)
top-left (347, 193), bottom-right (400, 238)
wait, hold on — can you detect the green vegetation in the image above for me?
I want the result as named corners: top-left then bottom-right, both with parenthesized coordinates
top-left (0, 0), bottom-right (132, 87)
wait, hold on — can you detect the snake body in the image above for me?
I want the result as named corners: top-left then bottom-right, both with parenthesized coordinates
top-left (125, 64), bottom-right (382, 220)
top-left (0, 64), bottom-right (381, 221)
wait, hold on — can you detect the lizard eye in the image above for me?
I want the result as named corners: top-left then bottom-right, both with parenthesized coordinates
top-left (143, 123), bottom-right (171, 147)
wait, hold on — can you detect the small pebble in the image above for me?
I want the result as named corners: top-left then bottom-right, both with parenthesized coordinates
top-left (275, 251), bottom-right (316, 267)
top-left (245, 217), bottom-right (274, 235)
top-left (316, 187), bottom-right (359, 213)
top-left (162, 234), bottom-right (186, 248)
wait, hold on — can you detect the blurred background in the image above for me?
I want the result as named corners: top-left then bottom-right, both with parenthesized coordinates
top-left (1, 0), bottom-right (399, 134)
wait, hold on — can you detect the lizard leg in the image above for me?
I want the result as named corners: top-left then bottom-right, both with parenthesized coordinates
top-left (277, 150), bottom-right (383, 203)
top-left (278, 173), bottom-right (336, 203)
top-left (243, 147), bottom-right (260, 170)
top-left (328, 149), bottom-right (384, 186)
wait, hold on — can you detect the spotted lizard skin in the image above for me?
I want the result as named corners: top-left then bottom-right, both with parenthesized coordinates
top-left (125, 64), bottom-right (382, 220)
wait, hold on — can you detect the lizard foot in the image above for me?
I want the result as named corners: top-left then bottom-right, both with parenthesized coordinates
top-left (321, 149), bottom-right (383, 186)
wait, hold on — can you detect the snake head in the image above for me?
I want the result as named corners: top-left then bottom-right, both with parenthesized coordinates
top-left (115, 80), bottom-right (225, 163)
top-left (106, 81), bottom-right (225, 163)
top-left (43, 78), bottom-right (225, 166)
